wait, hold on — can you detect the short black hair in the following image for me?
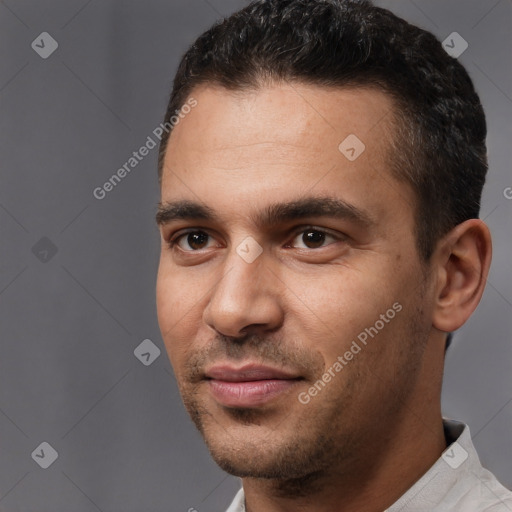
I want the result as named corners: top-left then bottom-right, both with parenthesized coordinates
top-left (158, 0), bottom-right (488, 261)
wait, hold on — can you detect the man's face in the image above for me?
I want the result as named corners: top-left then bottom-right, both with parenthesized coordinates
top-left (156, 83), bottom-right (435, 479)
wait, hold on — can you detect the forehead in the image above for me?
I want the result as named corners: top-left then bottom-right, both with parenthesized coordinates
top-left (166, 82), bottom-right (394, 159)
top-left (160, 82), bottom-right (413, 228)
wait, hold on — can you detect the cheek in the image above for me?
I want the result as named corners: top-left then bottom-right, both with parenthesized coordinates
top-left (290, 263), bottom-right (403, 361)
top-left (156, 265), bottom-right (177, 334)
top-left (156, 257), bottom-right (203, 323)
top-left (156, 262), bottom-right (203, 369)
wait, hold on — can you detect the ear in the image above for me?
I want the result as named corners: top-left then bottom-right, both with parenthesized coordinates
top-left (432, 219), bottom-right (492, 333)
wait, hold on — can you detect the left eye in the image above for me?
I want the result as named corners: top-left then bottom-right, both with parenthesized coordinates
top-left (171, 231), bottom-right (216, 251)
top-left (289, 229), bottom-right (339, 249)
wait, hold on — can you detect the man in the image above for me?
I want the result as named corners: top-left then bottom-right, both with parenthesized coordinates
top-left (155, 0), bottom-right (512, 510)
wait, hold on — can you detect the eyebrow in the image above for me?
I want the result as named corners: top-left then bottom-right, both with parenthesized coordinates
top-left (155, 196), bottom-right (375, 229)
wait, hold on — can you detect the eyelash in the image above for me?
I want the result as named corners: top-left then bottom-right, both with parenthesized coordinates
top-left (166, 226), bottom-right (345, 251)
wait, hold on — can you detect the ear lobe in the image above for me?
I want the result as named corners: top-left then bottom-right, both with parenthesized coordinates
top-left (432, 219), bottom-right (492, 333)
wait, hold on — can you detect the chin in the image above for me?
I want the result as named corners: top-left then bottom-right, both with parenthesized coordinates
top-left (209, 443), bottom-right (312, 480)
top-left (182, 388), bottom-right (349, 481)
top-left (200, 417), bottom-right (330, 481)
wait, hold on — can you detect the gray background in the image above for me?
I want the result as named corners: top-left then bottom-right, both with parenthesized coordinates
top-left (0, 0), bottom-right (510, 510)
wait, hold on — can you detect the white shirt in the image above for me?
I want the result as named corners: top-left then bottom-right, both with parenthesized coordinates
top-left (225, 419), bottom-right (512, 512)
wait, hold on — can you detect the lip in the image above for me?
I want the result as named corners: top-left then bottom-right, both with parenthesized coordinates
top-left (205, 364), bottom-right (302, 408)
top-left (206, 364), bottom-right (300, 382)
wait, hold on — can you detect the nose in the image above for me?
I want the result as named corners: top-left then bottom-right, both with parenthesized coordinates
top-left (202, 246), bottom-right (284, 338)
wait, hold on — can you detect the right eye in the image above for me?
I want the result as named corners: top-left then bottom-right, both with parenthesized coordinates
top-left (169, 230), bottom-right (216, 251)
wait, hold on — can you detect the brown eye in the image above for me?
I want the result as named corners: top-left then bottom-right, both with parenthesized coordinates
top-left (302, 230), bottom-right (325, 248)
top-left (290, 228), bottom-right (340, 249)
top-left (173, 231), bottom-right (214, 251)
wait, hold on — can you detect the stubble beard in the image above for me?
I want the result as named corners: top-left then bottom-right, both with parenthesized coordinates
top-left (179, 370), bottom-right (362, 488)
top-left (177, 289), bottom-right (431, 494)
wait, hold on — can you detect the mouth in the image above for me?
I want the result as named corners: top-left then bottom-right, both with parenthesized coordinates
top-left (204, 364), bottom-right (303, 408)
